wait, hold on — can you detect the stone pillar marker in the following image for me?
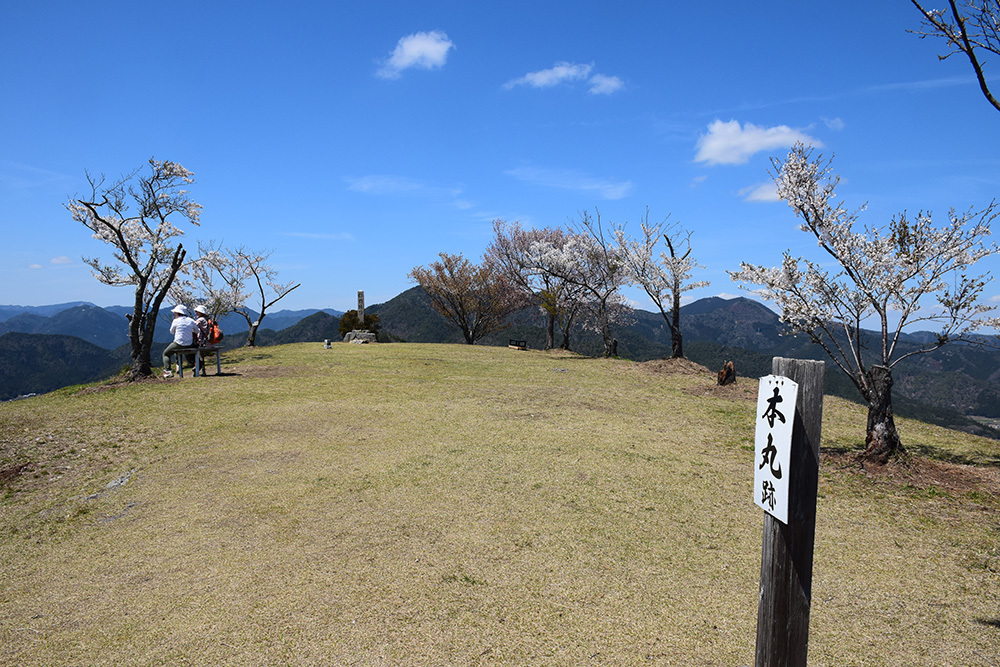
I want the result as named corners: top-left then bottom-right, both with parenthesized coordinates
top-left (344, 289), bottom-right (376, 344)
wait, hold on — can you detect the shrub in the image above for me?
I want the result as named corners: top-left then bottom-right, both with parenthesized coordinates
top-left (338, 310), bottom-right (381, 338)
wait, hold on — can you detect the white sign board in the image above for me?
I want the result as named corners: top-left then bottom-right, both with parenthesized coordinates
top-left (754, 375), bottom-right (798, 524)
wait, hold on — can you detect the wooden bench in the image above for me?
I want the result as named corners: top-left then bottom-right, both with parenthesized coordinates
top-left (170, 346), bottom-right (224, 378)
top-left (508, 339), bottom-right (527, 351)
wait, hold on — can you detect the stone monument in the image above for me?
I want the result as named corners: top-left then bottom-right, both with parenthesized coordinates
top-left (344, 289), bottom-right (377, 344)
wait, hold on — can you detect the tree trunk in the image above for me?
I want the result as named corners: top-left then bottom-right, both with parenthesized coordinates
top-left (246, 321), bottom-right (260, 347)
top-left (670, 293), bottom-right (683, 359)
top-left (560, 311), bottom-right (575, 350)
top-left (670, 329), bottom-right (683, 359)
top-left (545, 312), bottom-right (556, 350)
top-left (862, 365), bottom-right (905, 464)
top-left (601, 331), bottom-right (615, 357)
top-left (598, 306), bottom-right (615, 357)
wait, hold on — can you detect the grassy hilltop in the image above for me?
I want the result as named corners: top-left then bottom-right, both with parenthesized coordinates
top-left (1, 343), bottom-right (998, 666)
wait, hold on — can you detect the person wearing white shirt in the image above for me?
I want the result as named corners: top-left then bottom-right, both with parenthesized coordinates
top-left (162, 304), bottom-right (199, 378)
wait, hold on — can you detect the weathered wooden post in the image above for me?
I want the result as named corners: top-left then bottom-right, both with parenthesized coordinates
top-left (357, 290), bottom-right (365, 324)
top-left (755, 357), bottom-right (824, 667)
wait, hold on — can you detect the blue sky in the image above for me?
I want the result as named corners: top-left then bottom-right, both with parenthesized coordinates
top-left (3, 1), bottom-right (999, 315)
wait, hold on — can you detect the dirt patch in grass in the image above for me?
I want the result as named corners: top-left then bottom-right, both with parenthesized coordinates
top-left (636, 357), bottom-right (712, 376)
top-left (75, 373), bottom-right (161, 396)
top-left (0, 461), bottom-right (30, 485)
top-left (822, 450), bottom-right (1000, 497)
top-left (686, 381), bottom-right (757, 401)
top-left (233, 364), bottom-right (308, 379)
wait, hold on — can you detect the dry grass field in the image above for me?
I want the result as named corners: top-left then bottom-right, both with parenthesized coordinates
top-left (1, 342), bottom-right (998, 666)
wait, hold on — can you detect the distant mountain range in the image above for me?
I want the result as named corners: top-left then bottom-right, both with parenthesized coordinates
top-left (3, 291), bottom-right (999, 439)
top-left (0, 304), bottom-right (343, 349)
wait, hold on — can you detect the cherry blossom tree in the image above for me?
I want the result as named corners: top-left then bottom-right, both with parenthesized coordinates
top-left (729, 143), bottom-right (1000, 463)
top-left (168, 241), bottom-right (243, 323)
top-left (196, 245), bottom-right (300, 347)
top-left (617, 210), bottom-right (709, 359)
top-left (528, 210), bottom-right (632, 357)
top-left (486, 220), bottom-right (586, 350)
top-left (409, 252), bottom-right (523, 345)
top-left (910, 0), bottom-right (1000, 113)
top-left (67, 159), bottom-right (202, 380)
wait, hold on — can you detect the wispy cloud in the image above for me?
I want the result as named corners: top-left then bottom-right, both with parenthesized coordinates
top-left (345, 174), bottom-right (463, 200)
top-left (345, 174), bottom-right (474, 213)
top-left (345, 174), bottom-right (426, 195)
top-left (504, 62), bottom-right (593, 89)
top-left (505, 166), bottom-right (634, 200)
top-left (50, 256), bottom-right (73, 265)
top-left (281, 232), bottom-right (355, 241)
top-left (376, 30), bottom-right (455, 80)
top-left (694, 119), bottom-right (821, 166)
top-left (588, 74), bottom-right (624, 95)
top-left (864, 75), bottom-right (973, 94)
top-left (0, 161), bottom-right (73, 190)
top-left (504, 61), bottom-right (625, 95)
top-left (823, 116), bottom-right (846, 131)
top-left (29, 264), bottom-right (43, 270)
top-left (739, 182), bottom-right (780, 202)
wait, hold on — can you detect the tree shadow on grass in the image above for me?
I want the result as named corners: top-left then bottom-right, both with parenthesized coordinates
top-left (906, 443), bottom-right (1000, 469)
top-left (975, 617), bottom-right (1000, 629)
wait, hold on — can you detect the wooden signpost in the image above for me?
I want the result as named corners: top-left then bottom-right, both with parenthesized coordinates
top-left (755, 357), bottom-right (824, 667)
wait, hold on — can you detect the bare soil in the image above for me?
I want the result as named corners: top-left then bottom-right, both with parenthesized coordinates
top-left (823, 450), bottom-right (1000, 497)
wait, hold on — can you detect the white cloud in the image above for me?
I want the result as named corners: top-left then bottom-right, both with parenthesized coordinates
top-left (504, 62), bottom-right (625, 95)
top-left (823, 116), bottom-right (846, 131)
top-left (505, 166), bottom-right (633, 200)
top-left (694, 119), bottom-right (821, 165)
top-left (376, 31), bottom-right (454, 80)
top-left (345, 174), bottom-right (470, 210)
top-left (345, 174), bottom-right (424, 195)
top-left (29, 264), bottom-right (42, 270)
top-left (50, 256), bottom-right (72, 265)
top-left (588, 74), bottom-right (624, 95)
top-left (739, 182), bottom-right (780, 202)
top-left (504, 62), bottom-right (594, 90)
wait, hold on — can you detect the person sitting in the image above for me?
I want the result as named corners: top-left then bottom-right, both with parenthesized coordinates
top-left (162, 305), bottom-right (199, 378)
top-left (194, 305), bottom-right (211, 346)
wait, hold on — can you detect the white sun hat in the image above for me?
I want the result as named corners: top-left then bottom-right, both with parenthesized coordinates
top-left (171, 304), bottom-right (189, 315)
top-left (194, 305), bottom-right (209, 315)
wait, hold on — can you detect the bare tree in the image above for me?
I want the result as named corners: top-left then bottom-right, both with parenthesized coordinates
top-left (910, 0), bottom-right (1000, 113)
top-left (617, 209), bottom-right (709, 359)
top-left (409, 252), bottom-right (523, 344)
top-left (487, 220), bottom-right (586, 350)
top-left (730, 143), bottom-right (999, 463)
top-left (67, 159), bottom-right (201, 379)
top-left (528, 210), bottom-right (631, 357)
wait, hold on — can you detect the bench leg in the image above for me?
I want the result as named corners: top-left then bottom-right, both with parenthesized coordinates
top-left (216, 351), bottom-right (222, 375)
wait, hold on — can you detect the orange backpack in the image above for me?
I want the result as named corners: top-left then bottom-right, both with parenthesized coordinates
top-left (207, 320), bottom-right (224, 344)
